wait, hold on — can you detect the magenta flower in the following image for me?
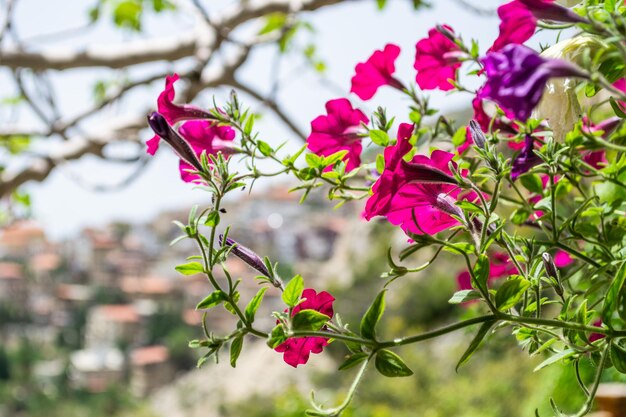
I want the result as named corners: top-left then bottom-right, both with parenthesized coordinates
top-left (414, 25), bottom-right (462, 91)
top-left (554, 250), bottom-right (573, 268)
top-left (589, 320), bottom-right (606, 343)
top-left (480, 44), bottom-right (588, 122)
top-left (275, 288), bottom-right (335, 368)
top-left (306, 98), bottom-right (369, 171)
top-left (491, 0), bottom-right (587, 52)
top-left (364, 123), bottom-right (479, 236)
top-left (457, 252), bottom-right (518, 292)
top-left (350, 44), bottom-right (404, 100)
top-left (146, 74), bottom-right (214, 155)
top-left (177, 120), bottom-right (236, 182)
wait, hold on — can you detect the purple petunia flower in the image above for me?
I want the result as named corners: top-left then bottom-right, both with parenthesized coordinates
top-left (479, 44), bottom-right (588, 122)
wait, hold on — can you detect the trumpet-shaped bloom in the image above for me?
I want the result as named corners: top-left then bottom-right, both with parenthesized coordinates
top-left (275, 288), bottom-right (335, 367)
top-left (306, 98), bottom-right (369, 171)
top-left (491, 0), bottom-right (587, 52)
top-left (364, 123), bottom-right (478, 236)
top-left (480, 44), bottom-right (588, 122)
top-left (414, 25), bottom-right (462, 91)
top-left (351, 44), bottom-right (403, 100)
top-left (146, 74), bottom-right (214, 155)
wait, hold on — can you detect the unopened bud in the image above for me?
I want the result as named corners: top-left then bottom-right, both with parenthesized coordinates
top-left (220, 235), bottom-right (270, 277)
top-left (542, 252), bottom-right (558, 279)
top-left (468, 120), bottom-right (486, 149)
top-left (147, 112), bottom-right (203, 173)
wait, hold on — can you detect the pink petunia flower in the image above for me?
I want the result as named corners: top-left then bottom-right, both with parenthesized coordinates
top-left (306, 98), bottom-right (369, 171)
top-left (350, 44), bottom-right (404, 100)
top-left (414, 25), bottom-right (463, 91)
top-left (457, 252), bottom-right (519, 292)
top-left (490, 0), bottom-right (587, 52)
top-left (146, 74), bottom-right (214, 155)
top-left (177, 120), bottom-right (237, 183)
top-left (589, 319), bottom-right (606, 343)
top-left (553, 250), bottom-right (574, 268)
top-left (364, 123), bottom-right (479, 236)
top-left (275, 288), bottom-right (335, 368)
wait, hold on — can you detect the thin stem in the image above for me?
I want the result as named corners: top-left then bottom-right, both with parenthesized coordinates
top-left (572, 342), bottom-right (610, 417)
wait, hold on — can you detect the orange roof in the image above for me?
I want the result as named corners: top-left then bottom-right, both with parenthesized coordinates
top-left (131, 345), bottom-right (169, 366)
top-left (0, 262), bottom-right (23, 279)
top-left (0, 221), bottom-right (45, 247)
top-left (182, 308), bottom-right (203, 326)
top-left (95, 305), bottom-right (140, 322)
top-left (120, 276), bottom-right (172, 295)
top-left (30, 253), bottom-right (61, 272)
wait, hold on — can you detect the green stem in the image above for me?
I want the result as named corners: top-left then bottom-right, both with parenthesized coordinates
top-left (572, 342), bottom-right (610, 417)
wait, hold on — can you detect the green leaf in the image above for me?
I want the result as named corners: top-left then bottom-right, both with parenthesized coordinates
top-left (610, 97), bottom-right (626, 119)
top-left (603, 261), bottom-right (626, 323)
top-left (375, 349), bottom-right (413, 377)
top-left (258, 12), bottom-right (287, 35)
top-left (610, 343), bottom-right (626, 374)
top-left (204, 211), bottom-right (220, 227)
top-left (175, 262), bottom-right (204, 275)
top-left (292, 309), bottom-right (330, 331)
top-left (229, 336), bottom-right (244, 368)
top-left (369, 130), bottom-right (390, 147)
top-left (245, 287), bottom-right (268, 323)
top-left (510, 208), bottom-right (531, 225)
top-left (267, 324), bottom-right (287, 349)
top-left (360, 290), bottom-right (386, 340)
top-left (282, 274), bottom-right (304, 308)
top-left (456, 319), bottom-right (497, 371)
top-left (534, 349), bottom-right (576, 372)
top-left (196, 290), bottom-right (228, 310)
top-left (472, 255), bottom-right (490, 293)
top-left (448, 290), bottom-right (482, 304)
top-left (376, 153), bottom-right (385, 174)
top-left (223, 291), bottom-right (240, 315)
top-left (257, 140), bottom-right (273, 156)
top-left (495, 278), bottom-right (531, 311)
top-left (451, 126), bottom-right (467, 146)
top-left (519, 173), bottom-right (544, 194)
top-left (338, 353), bottom-right (368, 371)
top-left (376, 0), bottom-right (387, 9)
top-left (305, 153), bottom-right (323, 169)
top-left (113, 0), bottom-right (142, 31)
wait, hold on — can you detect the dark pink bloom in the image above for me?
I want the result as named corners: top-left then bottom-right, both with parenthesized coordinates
top-left (457, 252), bottom-right (518, 292)
top-left (364, 123), bottom-right (479, 236)
top-left (490, 1), bottom-right (537, 52)
top-left (414, 25), bottom-right (462, 91)
top-left (306, 98), bottom-right (369, 171)
top-left (491, 0), bottom-right (587, 52)
top-left (480, 44), bottom-right (588, 122)
top-left (351, 44), bottom-right (403, 100)
top-left (146, 74), bottom-right (214, 155)
top-left (580, 116), bottom-right (620, 170)
top-left (275, 288), bottom-right (335, 368)
top-left (554, 250), bottom-right (573, 268)
top-left (589, 320), bottom-right (605, 343)
top-left (177, 120), bottom-right (236, 183)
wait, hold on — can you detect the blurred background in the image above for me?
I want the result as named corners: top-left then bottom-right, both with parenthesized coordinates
top-left (1, 0), bottom-right (623, 416)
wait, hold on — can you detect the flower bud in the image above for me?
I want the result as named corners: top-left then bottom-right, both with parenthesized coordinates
top-left (468, 120), bottom-right (486, 149)
top-left (147, 112), bottom-right (203, 173)
top-left (542, 252), bottom-right (558, 279)
top-left (220, 235), bottom-right (270, 277)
